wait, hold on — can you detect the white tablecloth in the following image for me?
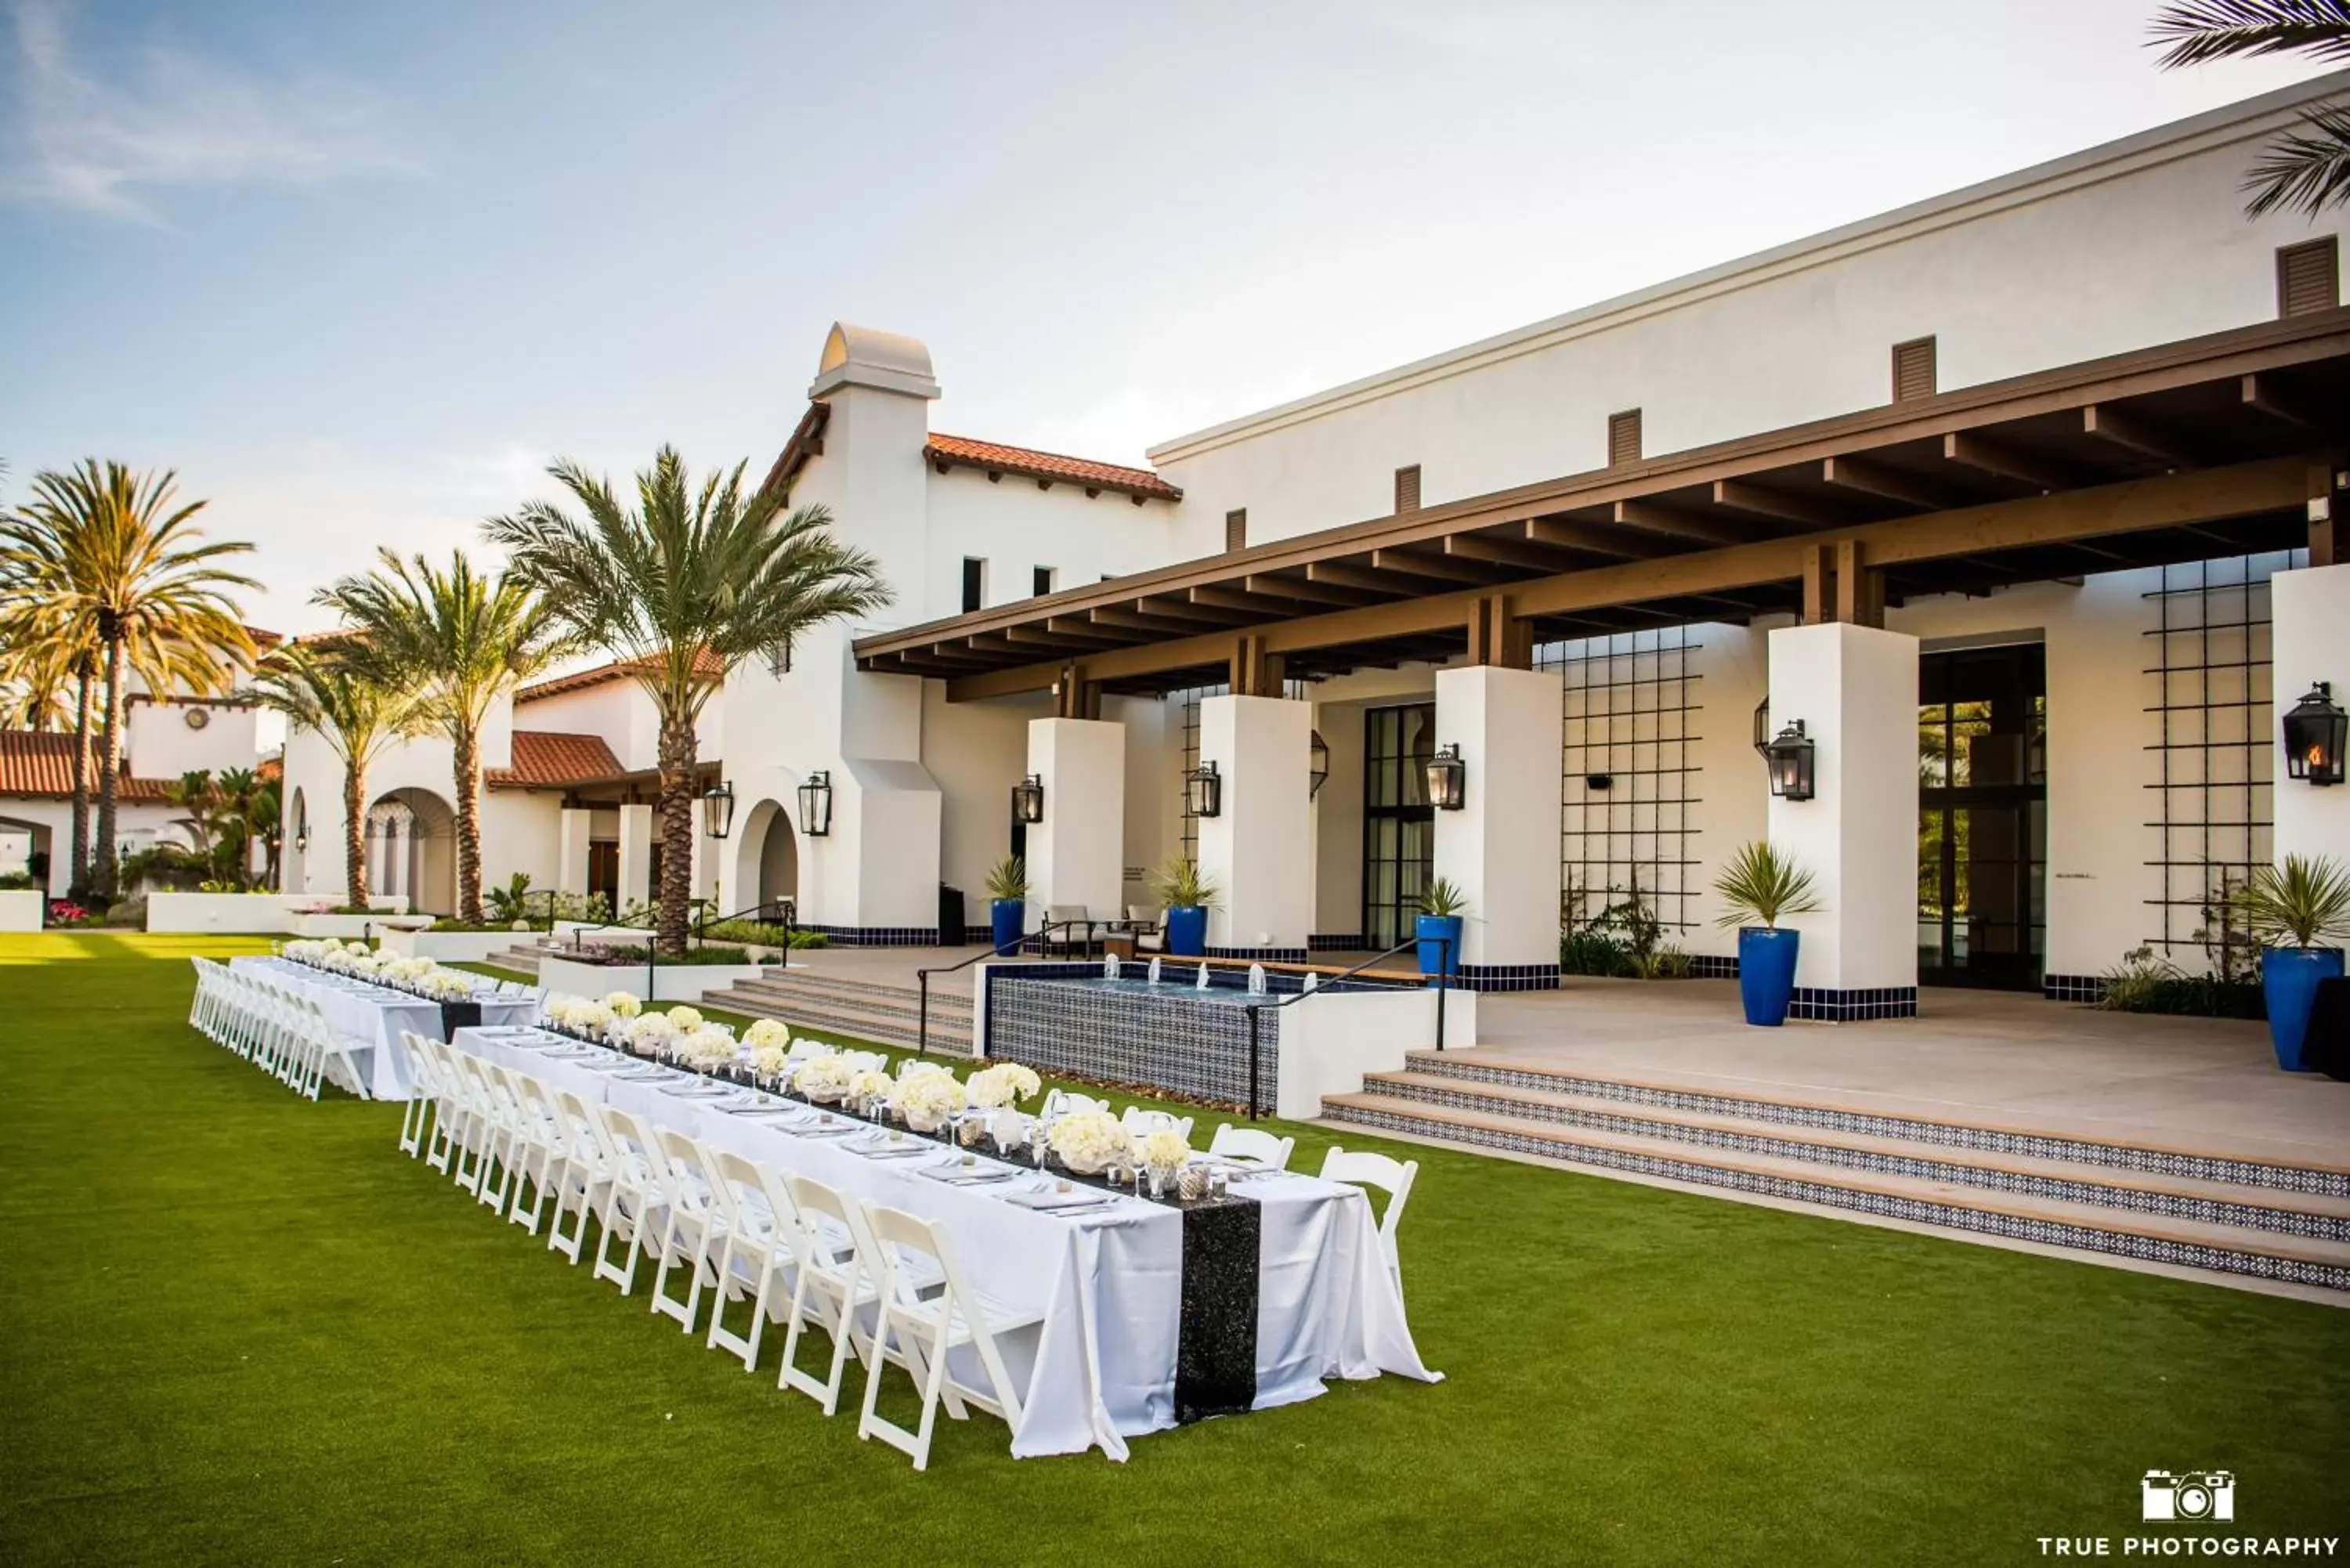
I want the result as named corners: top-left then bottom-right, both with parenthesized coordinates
top-left (233, 956), bottom-right (539, 1099)
top-left (458, 1024), bottom-right (1438, 1459)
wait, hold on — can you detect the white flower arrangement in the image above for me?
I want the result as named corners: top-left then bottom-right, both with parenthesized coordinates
top-left (889, 1070), bottom-right (967, 1129)
top-left (571, 999), bottom-right (613, 1036)
top-left (682, 1023), bottom-right (739, 1070)
top-left (627, 1012), bottom-right (679, 1051)
top-left (794, 1053), bottom-right (855, 1101)
top-left (748, 1039), bottom-right (793, 1078)
top-left (664, 1006), bottom-right (704, 1032)
top-left (1048, 1109), bottom-right (1132, 1174)
top-left (602, 991), bottom-right (642, 1017)
top-left (743, 1018), bottom-right (790, 1051)
top-left (848, 1068), bottom-right (895, 1104)
top-left (966, 1062), bottom-right (1043, 1108)
top-left (418, 969), bottom-right (477, 1002)
top-left (1141, 1128), bottom-right (1191, 1171)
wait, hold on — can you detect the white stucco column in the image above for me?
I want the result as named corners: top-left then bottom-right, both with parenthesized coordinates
top-left (1434, 664), bottom-right (1565, 974)
top-left (1025, 717), bottom-right (1126, 919)
top-left (1766, 622), bottom-right (1920, 1014)
top-left (1198, 695), bottom-right (1312, 955)
top-left (2272, 561), bottom-right (2350, 869)
top-left (558, 807), bottom-right (592, 896)
top-left (616, 803), bottom-right (654, 914)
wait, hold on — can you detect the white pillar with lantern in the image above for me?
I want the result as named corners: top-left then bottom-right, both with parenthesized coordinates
top-left (2272, 562), bottom-right (2350, 869)
top-left (616, 802), bottom-right (653, 917)
top-left (1430, 663), bottom-right (1564, 977)
top-left (1022, 718), bottom-right (1126, 926)
top-left (558, 807), bottom-right (593, 897)
top-left (1764, 621), bottom-right (1920, 1017)
top-left (1195, 694), bottom-right (1313, 956)
top-left (696, 781), bottom-right (735, 906)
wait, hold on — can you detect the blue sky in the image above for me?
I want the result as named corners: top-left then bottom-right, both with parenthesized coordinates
top-left (0, 0), bottom-right (2333, 634)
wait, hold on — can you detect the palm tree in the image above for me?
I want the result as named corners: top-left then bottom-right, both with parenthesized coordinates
top-left (0, 462), bottom-right (255, 898)
top-left (251, 641), bottom-right (425, 908)
top-left (2151, 1), bottom-right (2350, 215)
top-left (315, 551), bottom-right (566, 922)
top-left (486, 446), bottom-right (891, 955)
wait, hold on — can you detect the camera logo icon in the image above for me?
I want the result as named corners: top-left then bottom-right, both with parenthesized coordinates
top-left (2142, 1470), bottom-right (2235, 1523)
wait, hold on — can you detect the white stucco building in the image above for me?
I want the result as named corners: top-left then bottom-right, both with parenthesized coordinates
top-left (281, 72), bottom-right (2350, 1015)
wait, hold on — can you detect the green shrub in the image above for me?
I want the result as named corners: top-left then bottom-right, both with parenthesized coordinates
top-left (580, 943), bottom-right (755, 966)
top-left (697, 918), bottom-right (829, 949)
top-left (2096, 946), bottom-right (2265, 1019)
top-left (1560, 928), bottom-right (1632, 977)
top-left (0, 872), bottom-right (38, 891)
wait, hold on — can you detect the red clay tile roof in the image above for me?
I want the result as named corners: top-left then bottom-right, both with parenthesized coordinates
top-left (924, 433), bottom-right (1181, 501)
top-left (245, 626), bottom-right (283, 648)
top-left (486, 730), bottom-right (626, 789)
top-left (514, 650), bottom-right (728, 706)
top-left (0, 730), bottom-right (175, 801)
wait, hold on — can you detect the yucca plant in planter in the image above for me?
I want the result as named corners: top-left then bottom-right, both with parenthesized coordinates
top-left (2229, 854), bottom-right (2350, 1071)
top-left (1148, 854), bottom-right (1219, 957)
top-left (1416, 876), bottom-right (1468, 977)
top-left (984, 855), bottom-right (1030, 956)
top-left (1713, 841), bottom-right (1822, 1027)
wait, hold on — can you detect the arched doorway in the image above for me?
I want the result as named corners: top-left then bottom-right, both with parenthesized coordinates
top-left (731, 797), bottom-right (797, 917)
top-left (367, 786), bottom-right (459, 916)
top-left (284, 787), bottom-right (308, 893)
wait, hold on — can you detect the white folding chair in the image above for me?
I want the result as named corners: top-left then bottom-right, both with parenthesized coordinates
top-left (503, 1071), bottom-right (567, 1234)
top-left (544, 1086), bottom-right (617, 1266)
top-left (450, 1053), bottom-right (508, 1198)
top-left (1121, 1107), bottom-right (1193, 1142)
top-left (1208, 1124), bottom-right (1295, 1170)
top-left (1320, 1147), bottom-right (1419, 1298)
top-left (396, 1029), bottom-right (443, 1158)
top-left (646, 1127), bottom-right (728, 1333)
top-left (416, 1038), bottom-right (473, 1176)
top-left (1042, 1089), bottom-right (1106, 1119)
top-left (778, 1174), bottom-right (884, 1415)
top-left (591, 1104), bottom-right (666, 1296)
top-left (702, 1149), bottom-right (800, 1371)
top-left (857, 1203), bottom-right (1043, 1472)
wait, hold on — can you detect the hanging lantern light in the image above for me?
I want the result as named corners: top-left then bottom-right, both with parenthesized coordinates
top-left (797, 770), bottom-right (833, 836)
top-left (2282, 681), bottom-right (2346, 786)
top-left (701, 780), bottom-right (736, 840)
top-left (1753, 698), bottom-right (1772, 757)
top-left (1763, 721), bottom-right (1816, 800)
top-left (1308, 729), bottom-right (1331, 798)
top-left (1426, 742), bottom-right (1466, 811)
top-left (1186, 759), bottom-right (1223, 818)
top-left (1011, 772), bottom-right (1046, 823)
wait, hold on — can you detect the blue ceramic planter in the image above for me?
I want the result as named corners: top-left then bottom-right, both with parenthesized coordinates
top-left (1737, 927), bottom-right (1802, 1027)
top-left (1166, 905), bottom-right (1209, 957)
top-left (989, 898), bottom-right (1025, 956)
top-left (2261, 945), bottom-right (2345, 1072)
top-left (1416, 913), bottom-right (1463, 977)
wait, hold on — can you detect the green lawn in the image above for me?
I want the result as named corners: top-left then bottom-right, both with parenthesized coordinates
top-left (2, 933), bottom-right (2345, 1566)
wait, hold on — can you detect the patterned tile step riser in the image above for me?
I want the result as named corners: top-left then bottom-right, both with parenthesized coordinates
top-left (703, 995), bottom-right (971, 1048)
top-left (725, 990), bottom-right (972, 1023)
top-left (1326, 1104), bottom-right (2350, 1293)
top-left (1375, 1078), bottom-right (2349, 1243)
top-left (1408, 1055), bottom-right (2350, 1199)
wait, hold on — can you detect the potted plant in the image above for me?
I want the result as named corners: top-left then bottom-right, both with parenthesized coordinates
top-left (1712, 841), bottom-right (1822, 1027)
top-left (1415, 877), bottom-right (1468, 977)
top-left (2229, 854), bottom-right (2350, 1071)
top-left (985, 856), bottom-right (1030, 955)
top-left (1149, 854), bottom-right (1218, 957)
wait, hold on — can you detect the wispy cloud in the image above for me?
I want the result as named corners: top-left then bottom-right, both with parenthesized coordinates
top-left (0, 0), bottom-right (415, 220)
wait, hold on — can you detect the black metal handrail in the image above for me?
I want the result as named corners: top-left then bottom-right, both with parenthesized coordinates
top-left (913, 915), bottom-right (1088, 1057)
top-left (693, 898), bottom-right (797, 970)
top-left (1235, 937), bottom-right (1450, 1120)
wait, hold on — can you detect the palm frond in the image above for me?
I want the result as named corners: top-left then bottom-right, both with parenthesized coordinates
top-left (2243, 101), bottom-right (2350, 215)
top-left (2149, 0), bottom-right (2350, 68)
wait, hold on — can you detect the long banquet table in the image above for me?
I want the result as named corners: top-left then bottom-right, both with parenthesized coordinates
top-left (230, 956), bottom-right (539, 1100)
top-left (456, 1024), bottom-right (1441, 1460)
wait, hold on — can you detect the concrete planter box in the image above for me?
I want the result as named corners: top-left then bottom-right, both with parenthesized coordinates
top-left (551, 921), bottom-right (654, 942)
top-left (377, 927), bottom-right (526, 962)
top-left (291, 912), bottom-right (430, 939)
top-left (146, 893), bottom-right (407, 935)
top-left (0, 890), bottom-right (43, 933)
top-left (538, 952), bottom-right (765, 1006)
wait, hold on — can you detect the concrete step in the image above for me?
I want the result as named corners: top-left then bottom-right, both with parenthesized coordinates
top-left (726, 970), bottom-right (973, 1016)
top-left (700, 981), bottom-right (974, 1056)
top-left (1400, 1050), bottom-right (2350, 1201)
top-left (1321, 1091), bottom-right (2350, 1294)
top-left (485, 945), bottom-right (544, 977)
top-left (1358, 1069), bottom-right (2350, 1243)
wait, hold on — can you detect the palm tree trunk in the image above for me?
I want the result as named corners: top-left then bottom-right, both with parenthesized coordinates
top-left (655, 711), bottom-right (698, 956)
top-left (68, 654), bottom-right (92, 897)
top-left (453, 727), bottom-right (483, 923)
top-left (344, 766), bottom-right (370, 909)
top-left (95, 623), bottom-right (124, 901)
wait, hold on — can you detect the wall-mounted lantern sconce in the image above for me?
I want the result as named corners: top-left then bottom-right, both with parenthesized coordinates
top-left (1753, 698), bottom-right (1772, 757)
top-left (702, 780), bottom-right (736, 840)
top-left (1426, 742), bottom-right (1467, 811)
top-left (1308, 730), bottom-right (1331, 797)
top-left (1012, 772), bottom-right (1046, 823)
top-left (1763, 721), bottom-right (1816, 800)
top-left (1186, 759), bottom-right (1223, 818)
top-left (2283, 681), bottom-right (2346, 786)
top-left (294, 828), bottom-right (309, 854)
top-left (797, 771), bottom-right (833, 836)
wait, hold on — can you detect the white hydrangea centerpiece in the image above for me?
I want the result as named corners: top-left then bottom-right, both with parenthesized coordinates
top-left (664, 1006), bottom-right (704, 1032)
top-left (743, 1018), bottom-right (789, 1050)
top-left (682, 1023), bottom-right (739, 1071)
top-left (966, 1063), bottom-right (1043, 1108)
top-left (890, 1070), bottom-right (968, 1132)
top-left (1141, 1128), bottom-right (1191, 1172)
top-left (627, 1012), bottom-right (679, 1053)
top-left (602, 991), bottom-right (643, 1018)
top-left (848, 1068), bottom-right (895, 1106)
top-left (794, 1053), bottom-right (855, 1102)
top-left (1048, 1109), bottom-right (1132, 1175)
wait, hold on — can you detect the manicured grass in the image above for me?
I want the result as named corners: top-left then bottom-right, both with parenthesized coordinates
top-left (2, 933), bottom-right (2345, 1566)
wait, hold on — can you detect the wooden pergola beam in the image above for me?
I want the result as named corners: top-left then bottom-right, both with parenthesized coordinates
top-left (1944, 431), bottom-right (2069, 490)
top-left (1523, 516), bottom-right (1668, 558)
top-left (1446, 532), bottom-right (1577, 569)
top-left (2082, 403), bottom-right (2193, 467)
top-left (1371, 547), bottom-right (1507, 584)
top-left (2241, 372), bottom-right (2312, 428)
top-left (1712, 479), bottom-right (1837, 527)
top-left (1820, 455), bottom-right (1954, 509)
top-left (1611, 499), bottom-right (1750, 546)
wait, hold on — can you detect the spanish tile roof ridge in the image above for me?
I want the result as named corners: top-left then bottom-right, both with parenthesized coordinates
top-left (514, 649), bottom-right (727, 704)
top-left (924, 432), bottom-right (1181, 500)
top-left (0, 728), bottom-right (175, 800)
top-left (486, 729), bottom-right (627, 789)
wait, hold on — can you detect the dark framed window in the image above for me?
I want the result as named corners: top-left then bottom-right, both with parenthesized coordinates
top-left (1917, 641), bottom-right (2046, 989)
top-left (960, 558), bottom-right (985, 613)
top-left (1032, 565), bottom-right (1055, 597)
top-left (1361, 703), bottom-right (1436, 951)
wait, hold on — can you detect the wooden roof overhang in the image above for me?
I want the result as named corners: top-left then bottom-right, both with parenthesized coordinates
top-left (854, 309), bottom-right (2350, 700)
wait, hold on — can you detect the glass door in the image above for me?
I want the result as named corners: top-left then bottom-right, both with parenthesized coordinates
top-left (1918, 644), bottom-right (2047, 988)
top-left (1363, 703), bottom-right (1436, 950)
